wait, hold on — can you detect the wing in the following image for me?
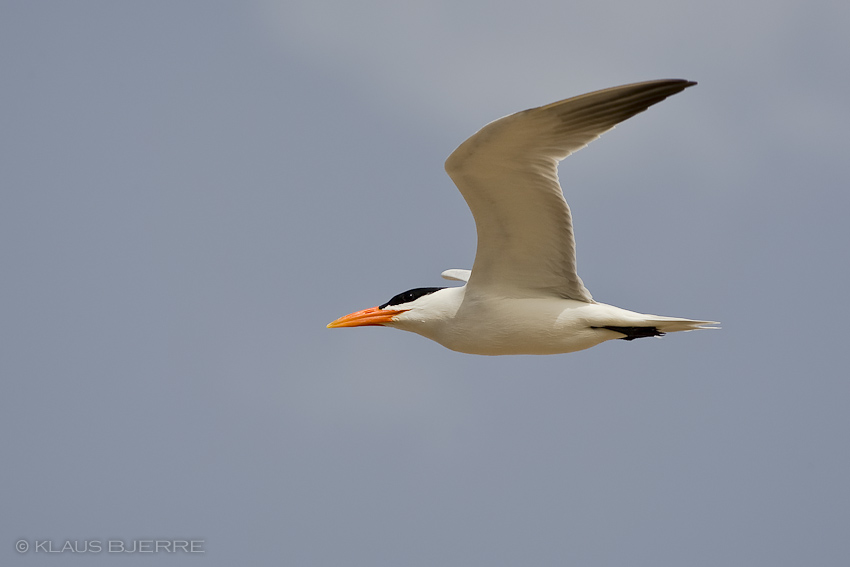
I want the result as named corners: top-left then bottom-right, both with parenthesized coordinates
top-left (441, 269), bottom-right (471, 282)
top-left (444, 79), bottom-right (696, 301)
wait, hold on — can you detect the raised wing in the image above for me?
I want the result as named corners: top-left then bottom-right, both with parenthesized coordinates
top-left (441, 269), bottom-right (471, 282)
top-left (444, 79), bottom-right (696, 301)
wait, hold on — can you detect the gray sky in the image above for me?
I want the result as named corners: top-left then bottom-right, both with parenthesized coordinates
top-left (3, 1), bottom-right (849, 565)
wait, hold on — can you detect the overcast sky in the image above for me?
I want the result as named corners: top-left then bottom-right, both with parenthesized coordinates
top-left (3, 1), bottom-right (849, 565)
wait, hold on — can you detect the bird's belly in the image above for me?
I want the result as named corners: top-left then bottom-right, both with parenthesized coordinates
top-left (431, 299), bottom-right (613, 356)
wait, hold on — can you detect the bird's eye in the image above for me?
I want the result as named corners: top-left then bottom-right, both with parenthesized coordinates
top-left (380, 287), bottom-right (445, 309)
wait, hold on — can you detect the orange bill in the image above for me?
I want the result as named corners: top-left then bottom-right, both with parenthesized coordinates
top-left (326, 306), bottom-right (408, 328)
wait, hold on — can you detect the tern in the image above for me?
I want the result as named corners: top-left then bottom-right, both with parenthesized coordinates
top-left (328, 79), bottom-right (717, 355)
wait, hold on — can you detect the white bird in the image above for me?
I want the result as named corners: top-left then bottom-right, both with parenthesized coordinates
top-left (327, 79), bottom-right (717, 355)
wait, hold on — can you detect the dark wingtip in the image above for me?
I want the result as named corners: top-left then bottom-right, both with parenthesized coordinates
top-left (592, 325), bottom-right (666, 341)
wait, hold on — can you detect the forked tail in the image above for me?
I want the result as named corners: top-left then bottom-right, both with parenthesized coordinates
top-left (592, 317), bottom-right (718, 341)
top-left (645, 317), bottom-right (720, 333)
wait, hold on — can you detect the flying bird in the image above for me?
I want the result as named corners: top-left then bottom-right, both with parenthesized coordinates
top-left (327, 79), bottom-right (717, 355)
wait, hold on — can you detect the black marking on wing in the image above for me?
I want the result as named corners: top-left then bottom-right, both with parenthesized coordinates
top-left (592, 326), bottom-right (665, 341)
top-left (380, 287), bottom-right (445, 309)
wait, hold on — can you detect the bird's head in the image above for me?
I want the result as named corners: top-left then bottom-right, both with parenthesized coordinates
top-left (326, 286), bottom-right (449, 329)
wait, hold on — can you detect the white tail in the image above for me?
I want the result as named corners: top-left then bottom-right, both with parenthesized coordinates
top-left (646, 317), bottom-right (720, 333)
